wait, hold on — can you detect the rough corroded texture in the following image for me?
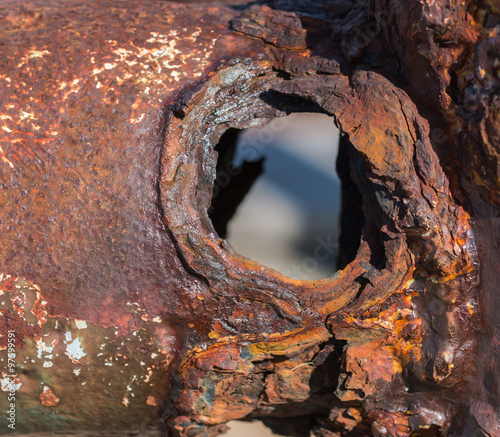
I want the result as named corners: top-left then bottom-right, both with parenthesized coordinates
top-left (0, 0), bottom-right (498, 436)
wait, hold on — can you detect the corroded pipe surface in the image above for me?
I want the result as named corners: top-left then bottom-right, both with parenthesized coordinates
top-left (0, 0), bottom-right (499, 436)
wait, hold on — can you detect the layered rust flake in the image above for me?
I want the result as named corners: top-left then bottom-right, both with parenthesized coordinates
top-left (0, 0), bottom-right (498, 436)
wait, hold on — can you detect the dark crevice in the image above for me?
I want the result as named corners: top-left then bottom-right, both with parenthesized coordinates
top-left (259, 90), bottom-right (326, 114)
top-left (309, 338), bottom-right (347, 395)
top-left (446, 69), bottom-right (459, 105)
top-left (353, 276), bottom-right (370, 301)
top-left (274, 69), bottom-right (292, 80)
top-left (366, 220), bottom-right (388, 270)
top-left (336, 133), bottom-right (365, 269)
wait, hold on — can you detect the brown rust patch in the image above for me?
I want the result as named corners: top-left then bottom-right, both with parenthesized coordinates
top-left (39, 386), bottom-right (59, 407)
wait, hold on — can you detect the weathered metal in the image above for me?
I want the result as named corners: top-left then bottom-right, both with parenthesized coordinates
top-left (0, 0), bottom-right (498, 436)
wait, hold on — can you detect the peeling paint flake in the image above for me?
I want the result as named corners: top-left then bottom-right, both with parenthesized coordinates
top-left (65, 337), bottom-right (86, 364)
top-left (29, 50), bottom-right (51, 59)
top-left (75, 319), bottom-right (88, 329)
top-left (1, 373), bottom-right (22, 391)
top-left (36, 339), bottom-right (55, 359)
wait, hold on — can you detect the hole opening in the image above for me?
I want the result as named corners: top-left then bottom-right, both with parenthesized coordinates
top-left (208, 110), bottom-right (364, 281)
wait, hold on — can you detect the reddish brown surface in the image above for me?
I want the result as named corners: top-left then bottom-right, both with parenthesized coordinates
top-left (0, 0), bottom-right (498, 436)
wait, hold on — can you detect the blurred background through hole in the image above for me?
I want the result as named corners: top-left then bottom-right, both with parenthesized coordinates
top-left (209, 113), bottom-right (341, 281)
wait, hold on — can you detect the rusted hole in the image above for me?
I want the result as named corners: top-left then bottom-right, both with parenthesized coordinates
top-left (208, 111), bottom-right (363, 280)
top-left (164, 65), bottom-right (370, 286)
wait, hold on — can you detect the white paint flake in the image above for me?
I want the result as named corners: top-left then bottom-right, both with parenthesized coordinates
top-left (75, 320), bottom-right (87, 329)
top-left (65, 337), bottom-right (86, 364)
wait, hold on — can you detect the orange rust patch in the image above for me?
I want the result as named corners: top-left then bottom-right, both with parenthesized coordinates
top-left (40, 386), bottom-right (59, 407)
top-left (31, 288), bottom-right (48, 328)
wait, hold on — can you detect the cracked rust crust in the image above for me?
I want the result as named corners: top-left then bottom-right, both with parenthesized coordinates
top-left (0, 0), bottom-right (498, 436)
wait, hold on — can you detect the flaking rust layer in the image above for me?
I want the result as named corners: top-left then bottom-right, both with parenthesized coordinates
top-left (0, 0), bottom-right (498, 436)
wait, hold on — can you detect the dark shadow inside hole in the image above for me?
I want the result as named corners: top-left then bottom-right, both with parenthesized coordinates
top-left (336, 133), bottom-right (365, 269)
top-left (208, 98), bottom-right (365, 280)
top-left (259, 90), bottom-right (326, 114)
top-left (337, 132), bottom-right (386, 270)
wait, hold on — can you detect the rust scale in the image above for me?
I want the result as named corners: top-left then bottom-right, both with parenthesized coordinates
top-left (39, 386), bottom-right (59, 407)
top-left (0, 0), bottom-right (498, 436)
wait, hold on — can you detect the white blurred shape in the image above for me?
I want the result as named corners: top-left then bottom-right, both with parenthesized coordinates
top-left (227, 113), bottom-right (340, 280)
top-left (225, 420), bottom-right (278, 437)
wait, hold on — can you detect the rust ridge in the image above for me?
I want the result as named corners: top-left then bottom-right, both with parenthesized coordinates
top-left (0, 0), bottom-right (498, 436)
